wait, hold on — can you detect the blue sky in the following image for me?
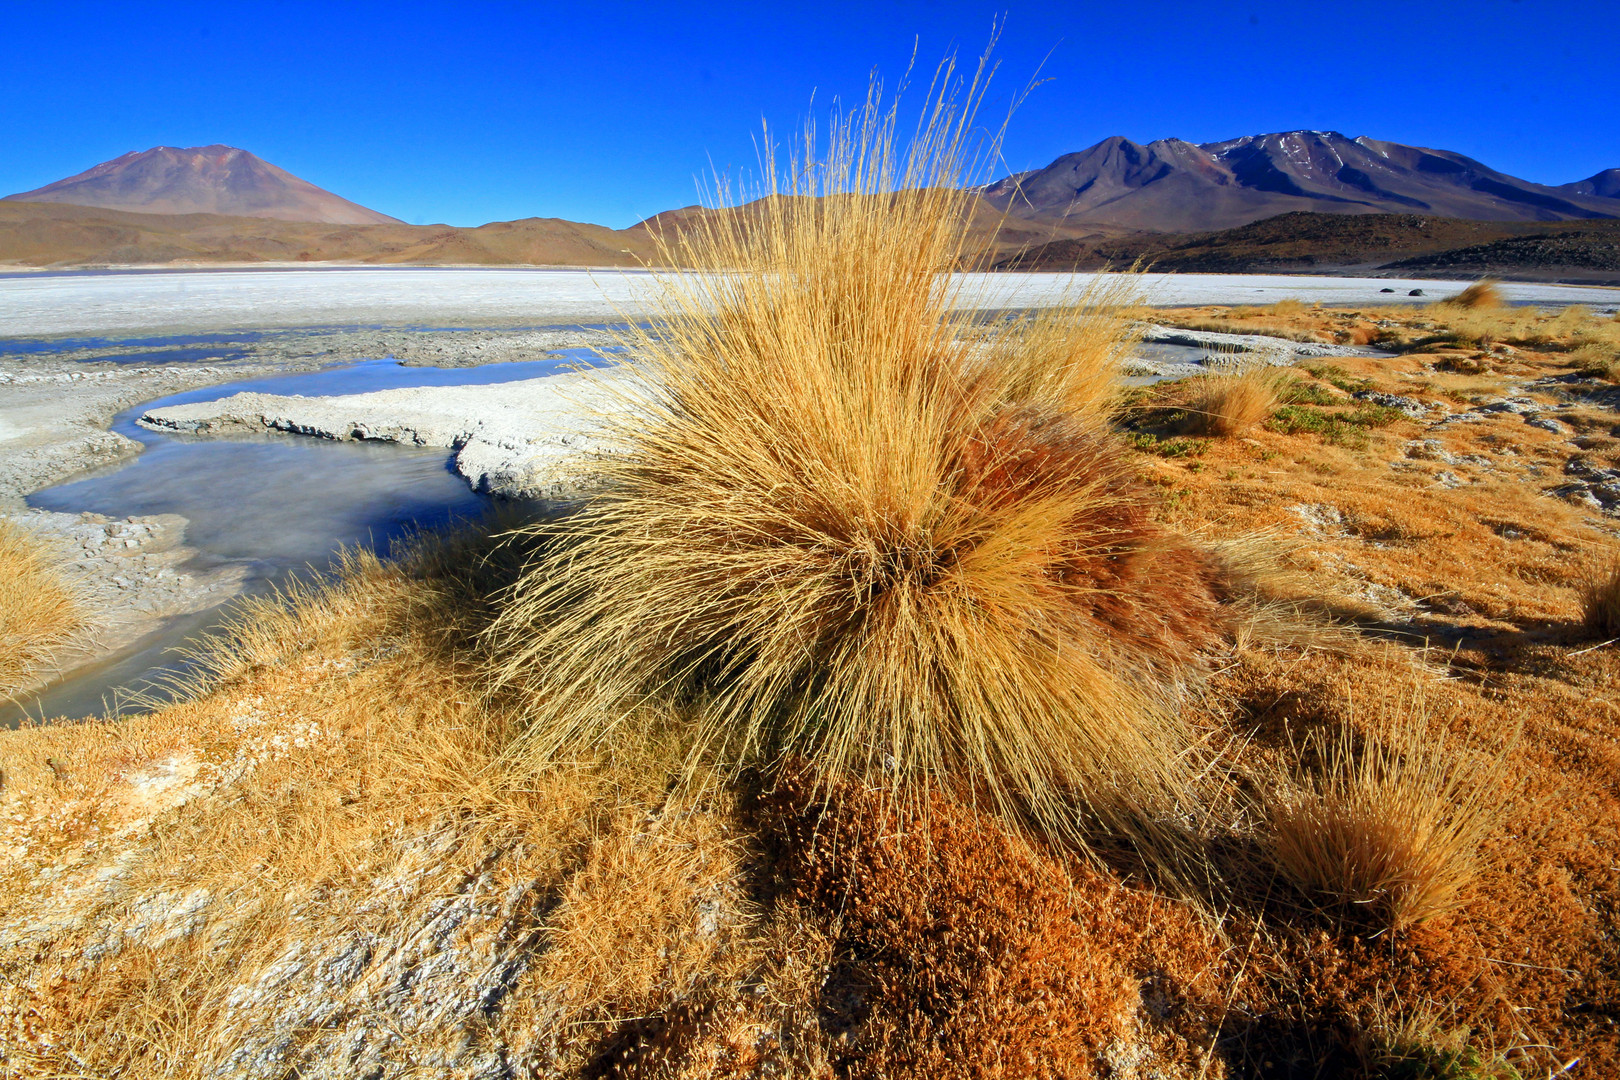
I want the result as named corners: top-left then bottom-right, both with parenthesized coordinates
top-left (3, 0), bottom-right (1615, 229)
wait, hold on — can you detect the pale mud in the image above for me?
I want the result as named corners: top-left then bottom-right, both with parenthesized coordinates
top-left (6, 268), bottom-right (1620, 338)
top-left (0, 359), bottom-right (296, 507)
top-left (0, 326), bottom-right (619, 370)
top-left (0, 509), bottom-right (247, 706)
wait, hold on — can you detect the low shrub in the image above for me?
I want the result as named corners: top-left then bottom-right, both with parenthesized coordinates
top-left (1126, 432), bottom-right (1209, 458)
top-left (1268, 402), bottom-right (1404, 446)
top-left (1298, 362), bottom-right (1372, 394)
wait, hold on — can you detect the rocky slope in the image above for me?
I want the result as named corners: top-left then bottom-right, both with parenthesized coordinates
top-left (983, 131), bottom-right (1620, 232)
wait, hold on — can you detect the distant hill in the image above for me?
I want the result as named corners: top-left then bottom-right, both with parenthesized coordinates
top-left (0, 192), bottom-right (1110, 271)
top-left (982, 132), bottom-right (1620, 233)
top-left (0, 201), bottom-right (656, 268)
top-left (3, 145), bottom-right (402, 225)
top-left (994, 211), bottom-right (1620, 285)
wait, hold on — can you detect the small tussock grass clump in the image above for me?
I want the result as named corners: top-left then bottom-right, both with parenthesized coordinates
top-left (1181, 360), bottom-right (1293, 437)
top-left (1265, 695), bottom-right (1513, 930)
top-left (1417, 286), bottom-right (1620, 356)
top-left (1440, 280), bottom-right (1503, 310)
top-left (1579, 552), bottom-right (1620, 638)
top-left (488, 66), bottom-right (1250, 852)
top-left (0, 517), bottom-right (84, 697)
top-left (1568, 340), bottom-right (1619, 381)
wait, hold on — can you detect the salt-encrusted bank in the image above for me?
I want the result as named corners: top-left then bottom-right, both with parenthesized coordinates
top-left (141, 367), bottom-right (633, 500)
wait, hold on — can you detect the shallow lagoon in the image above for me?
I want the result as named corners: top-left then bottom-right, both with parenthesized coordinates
top-left (3, 353), bottom-right (618, 723)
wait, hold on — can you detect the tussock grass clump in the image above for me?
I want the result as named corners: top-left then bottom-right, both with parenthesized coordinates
top-left (1182, 361), bottom-right (1292, 437)
top-left (489, 65), bottom-right (1245, 847)
top-left (0, 518), bottom-right (84, 697)
top-left (1568, 340), bottom-right (1619, 381)
top-left (1266, 696), bottom-right (1512, 929)
top-left (1441, 280), bottom-right (1503, 310)
top-left (1579, 553), bottom-right (1620, 638)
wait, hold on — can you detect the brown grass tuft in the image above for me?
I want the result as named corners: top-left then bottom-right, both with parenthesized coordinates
top-left (487, 60), bottom-right (1247, 853)
top-left (1579, 552), bottom-right (1620, 638)
top-left (1181, 361), bottom-right (1291, 437)
top-left (1442, 280), bottom-right (1503, 309)
top-left (1265, 693), bottom-right (1513, 930)
top-left (0, 517), bottom-right (84, 697)
top-left (1568, 340), bottom-right (1619, 382)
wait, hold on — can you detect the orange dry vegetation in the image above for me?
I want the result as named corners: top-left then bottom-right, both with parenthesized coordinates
top-left (3, 302), bottom-right (1620, 1077)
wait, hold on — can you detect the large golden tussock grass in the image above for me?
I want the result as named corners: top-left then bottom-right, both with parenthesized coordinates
top-left (0, 517), bottom-right (84, 697)
top-left (486, 63), bottom-right (1243, 847)
top-left (1265, 693), bottom-right (1513, 929)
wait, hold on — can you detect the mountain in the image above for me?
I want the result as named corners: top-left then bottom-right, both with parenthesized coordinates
top-left (2, 145), bottom-right (402, 225)
top-left (1559, 168), bottom-right (1620, 200)
top-left (982, 132), bottom-right (1620, 232)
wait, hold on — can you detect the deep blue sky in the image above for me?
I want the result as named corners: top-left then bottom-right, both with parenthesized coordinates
top-left (4, 1), bottom-right (1615, 229)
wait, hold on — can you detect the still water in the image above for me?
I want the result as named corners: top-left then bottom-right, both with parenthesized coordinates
top-left (4, 353), bottom-right (613, 724)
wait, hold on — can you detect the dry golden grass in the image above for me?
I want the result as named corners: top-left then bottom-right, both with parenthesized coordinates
top-left (0, 525), bottom-right (794, 1077)
top-left (1265, 692), bottom-right (1514, 930)
top-left (11, 293), bottom-right (1620, 1073)
top-left (1181, 362), bottom-right (1291, 437)
top-left (1579, 553), bottom-right (1620, 638)
top-left (1440, 280), bottom-right (1503, 310)
top-left (1415, 289), bottom-right (1620, 355)
top-left (0, 517), bottom-right (84, 697)
top-left (1569, 340), bottom-right (1619, 381)
top-left (486, 62), bottom-right (1252, 856)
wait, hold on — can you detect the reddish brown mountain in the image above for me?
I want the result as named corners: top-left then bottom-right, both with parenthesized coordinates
top-left (982, 132), bottom-right (1620, 233)
top-left (2, 145), bottom-right (401, 225)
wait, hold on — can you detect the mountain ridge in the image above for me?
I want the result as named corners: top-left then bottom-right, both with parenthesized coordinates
top-left (982, 131), bottom-right (1620, 232)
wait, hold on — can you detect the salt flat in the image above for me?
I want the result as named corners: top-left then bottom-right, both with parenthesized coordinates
top-left (5, 268), bottom-right (1619, 338)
